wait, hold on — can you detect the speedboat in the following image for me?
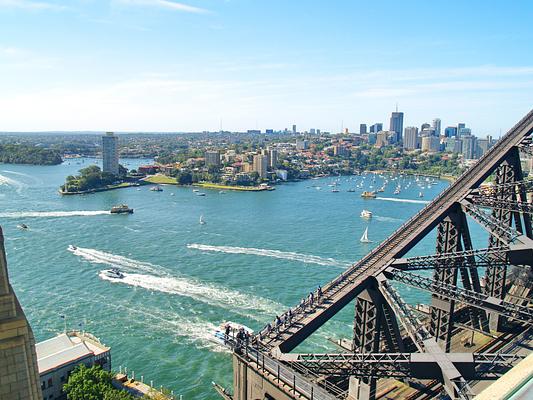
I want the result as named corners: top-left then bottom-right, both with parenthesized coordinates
top-left (110, 204), bottom-right (133, 214)
top-left (68, 245), bottom-right (77, 251)
top-left (214, 321), bottom-right (254, 346)
top-left (360, 210), bottom-right (372, 219)
top-left (361, 191), bottom-right (376, 198)
top-left (102, 268), bottom-right (124, 279)
top-left (17, 223), bottom-right (28, 230)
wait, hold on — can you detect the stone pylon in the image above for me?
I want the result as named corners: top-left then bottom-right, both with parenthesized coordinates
top-left (0, 227), bottom-right (41, 400)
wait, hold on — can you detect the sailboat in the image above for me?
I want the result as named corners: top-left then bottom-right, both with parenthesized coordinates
top-left (199, 215), bottom-right (206, 225)
top-left (360, 227), bottom-right (371, 243)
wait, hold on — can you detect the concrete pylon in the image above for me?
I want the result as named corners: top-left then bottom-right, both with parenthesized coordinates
top-left (0, 227), bottom-right (41, 400)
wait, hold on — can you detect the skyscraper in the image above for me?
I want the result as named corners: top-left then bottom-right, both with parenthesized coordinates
top-left (389, 111), bottom-right (404, 142)
top-left (360, 124), bottom-right (367, 134)
top-left (369, 123), bottom-right (383, 133)
top-left (292, 124), bottom-right (297, 134)
top-left (444, 126), bottom-right (458, 138)
top-left (102, 132), bottom-right (119, 176)
top-left (403, 127), bottom-right (419, 150)
top-left (432, 118), bottom-right (441, 136)
top-left (462, 135), bottom-right (477, 159)
top-left (421, 122), bottom-right (431, 132)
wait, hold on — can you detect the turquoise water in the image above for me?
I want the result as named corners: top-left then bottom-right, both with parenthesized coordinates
top-left (0, 160), bottom-right (472, 398)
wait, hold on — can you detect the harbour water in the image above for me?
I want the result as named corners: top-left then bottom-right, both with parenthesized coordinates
top-left (0, 159), bottom-right (487, 398)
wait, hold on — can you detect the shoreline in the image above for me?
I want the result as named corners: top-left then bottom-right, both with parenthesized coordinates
top-left (59, 181), bottom-right (145, 195)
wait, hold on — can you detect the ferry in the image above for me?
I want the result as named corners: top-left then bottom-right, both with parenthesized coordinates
top-left (102, 268), bottom-right (125, 279)
top-left (360, 210), bottom-right (372, 219)
top-left (214, 322), bottom-right (254, 346)
top-left (361, 191), bottom-right (376, 199)
top-left (150, 186), bottom-right (163, 192)
top-left (110, 204), bottom-right (133, 214)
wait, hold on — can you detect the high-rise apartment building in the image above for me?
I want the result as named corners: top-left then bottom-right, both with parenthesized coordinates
top-left (205, 150), bottom-right (221, 167)
top-left (462, 135), bottom-right (477, 159)
top-left (359, 124), bottom-right (367, 134)
top-left (403, 127), bottom-right (419, 150)
top-left (389, 112), bottom-right (404, 142)
top-left (268, 148), bottom-right (278, 169)
top-left (432, 118), bottom-right (441, 136)
top-left (102, 132), bottom-right (119, 176)
top-left (375, 131), bottom-right (391, 148)
top-left (369, 123), bottom-right (383, 133)
top-left (458, 127), bottom-right (472, 137)
top-left (253, 154), bottom-right (268, 179)
top-left (296, 140), bottom-right (309, 150)
top-left (421, 136), bottom-right (440, 152)
top-left (292, 124), bottom-right (297, 134)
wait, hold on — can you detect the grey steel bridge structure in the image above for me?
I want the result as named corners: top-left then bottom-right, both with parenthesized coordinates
top-left (219, 110), bottom-right (533, 400)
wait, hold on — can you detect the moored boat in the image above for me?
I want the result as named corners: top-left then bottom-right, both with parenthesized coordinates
top-left (150, 185), bottom-right (163, 192)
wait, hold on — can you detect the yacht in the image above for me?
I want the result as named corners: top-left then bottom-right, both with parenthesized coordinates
top-left (110, 204), bottom-right (133, 214)
top-left (102, 268), bottom-right (124, 279)
top-left (360, 227), bottom-right (372, 243)
top-left (150, 186), bottom-right (163, 192)
top-left (419, 192), bottom-right (424, 198)
top-left (360, 210), bottom-right (372, 219)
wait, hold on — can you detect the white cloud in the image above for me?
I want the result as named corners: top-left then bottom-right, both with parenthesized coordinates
top-left (116, 0), bottom-right (209, 14)
top-left (0, 0), bottom-right (64, 10)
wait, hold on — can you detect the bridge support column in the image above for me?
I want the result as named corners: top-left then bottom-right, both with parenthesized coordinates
top-left (484, 151), bottom-right (524, 331)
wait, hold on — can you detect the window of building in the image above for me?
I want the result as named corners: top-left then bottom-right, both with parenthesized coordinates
top-left (47, 378), bottom-right (53, 388)
top-left (41, 381), bottom-right (45, 390)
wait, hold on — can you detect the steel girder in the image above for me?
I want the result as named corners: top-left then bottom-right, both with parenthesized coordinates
top-left (385, 269), bottom-right (533, 324)
top-left (469, 196), bottom-right (533, 214)
top-left (462, 202), bottom-right (522, 244)
top-left (279, 352), bottom-right (524, 380)
top-left (392, 247), bottom-right (509, 270)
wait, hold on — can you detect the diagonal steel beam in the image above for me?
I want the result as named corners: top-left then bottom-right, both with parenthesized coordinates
top-left (385, 268), bottom-right (533, 324)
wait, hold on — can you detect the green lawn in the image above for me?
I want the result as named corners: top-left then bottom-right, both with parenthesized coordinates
top-left (143, 175), bottom-right (178, 184)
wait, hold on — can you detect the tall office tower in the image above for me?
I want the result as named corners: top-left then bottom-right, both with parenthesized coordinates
top-left (359, 124), bottom-right (367, 134)
top-left (432, 118), bottom-right (441, 136)
top-left (310, 128), bottom-right (316, 134)
top-left (462, 135), bottom-right (477, 159)
top-left (458, 123), bottom-right (466, 131)
top-left (458, 127), bottom-right (472, 137)
top-left (403, 127), bottom-right (419, 150)
top-left (370, 123), bottom-right (383, 133)
top-left (268, 148), bottom-right (278, 169)
top-left (102, 132), bottom-right (119, 176)
top-left (253, 154), bottom-right (268, 179)
top-left (476, 138), bottom-right (490, 158)
top-left (389, 111), bottom-right (404, 142)
top-left (444, 126), bottom-right (458, 138)
top-left (420, 123), bottom-right (430, 132)
top-left (292, 124), bottom-right (297, 134)
top-left (205, 150), bottom-right (221, 167)
top-left (0, 228), bottom-right (42, 399)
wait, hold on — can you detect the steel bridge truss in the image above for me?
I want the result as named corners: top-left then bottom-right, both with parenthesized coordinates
top-left (227, 111), bottom-right (533, 400)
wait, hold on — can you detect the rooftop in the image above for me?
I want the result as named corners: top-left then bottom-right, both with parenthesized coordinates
top-left (36, 331), bottom-right (109, 375)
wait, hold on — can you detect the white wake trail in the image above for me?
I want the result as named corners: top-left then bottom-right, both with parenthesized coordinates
top-left (69, 246), bottom-right (282, 318)
top-left (376, 197), bottom-right (430, 205)
top-left (0, 211), bottom-right (110, 218)
top-left (187, 244), bottom-right (348, 268)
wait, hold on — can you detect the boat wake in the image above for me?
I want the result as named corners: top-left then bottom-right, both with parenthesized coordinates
top-left (187, 244), bottom-right (348, 268)
top-left (374, 215), bottom-right (403, 223)
top-left (69, 246), bottom-right (282, 318)
top-left (376, 197), bottom-right (429, 205)
top-left (0, 211), bottom-right (110, 218)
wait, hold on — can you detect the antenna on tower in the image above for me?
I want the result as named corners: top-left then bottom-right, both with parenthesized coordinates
top-left (395, 103), bottom-right (398, 112)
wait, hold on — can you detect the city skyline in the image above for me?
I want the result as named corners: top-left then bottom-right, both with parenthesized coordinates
top-left (1, 1), bottom-right (533, 133)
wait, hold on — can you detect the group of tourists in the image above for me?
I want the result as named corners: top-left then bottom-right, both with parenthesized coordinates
top-left (259, 285), bottom-right (323, 340)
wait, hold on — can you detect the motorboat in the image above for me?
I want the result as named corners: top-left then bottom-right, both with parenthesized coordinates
top-left (193, 189), bottom-right (200, 192)
top-left (150, 186), bottom-right (163, 192)
top-left (331, 188), bottom-right (340, 193)
top-left (102, 268), bottom-right (124, 279)
top-left (17, 223), bottom-right (28, 230)
top-left (347, 188), bottom-right (355, 192)
top-left (360, 227), bottom-right (372, 243)
top-left (110, 204), bottom-right (133, 214)
top-left (361, 191), bottom-right (376, 198)
top-left (199, 215), bottom-right (206, 225)
top-left (419, 192), bottom-right (424, 198)
top-left (360, 210), bottom-right (372, 219)
top-left (196, 192), bottom-right (206, 196)
top-left (214, 321), bottom-right (254, 346)
top-left (68, 245), bottom-right (77, 251)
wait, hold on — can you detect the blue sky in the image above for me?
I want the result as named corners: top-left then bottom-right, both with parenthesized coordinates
top-left (1, 0), bottom-right (532, 134)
